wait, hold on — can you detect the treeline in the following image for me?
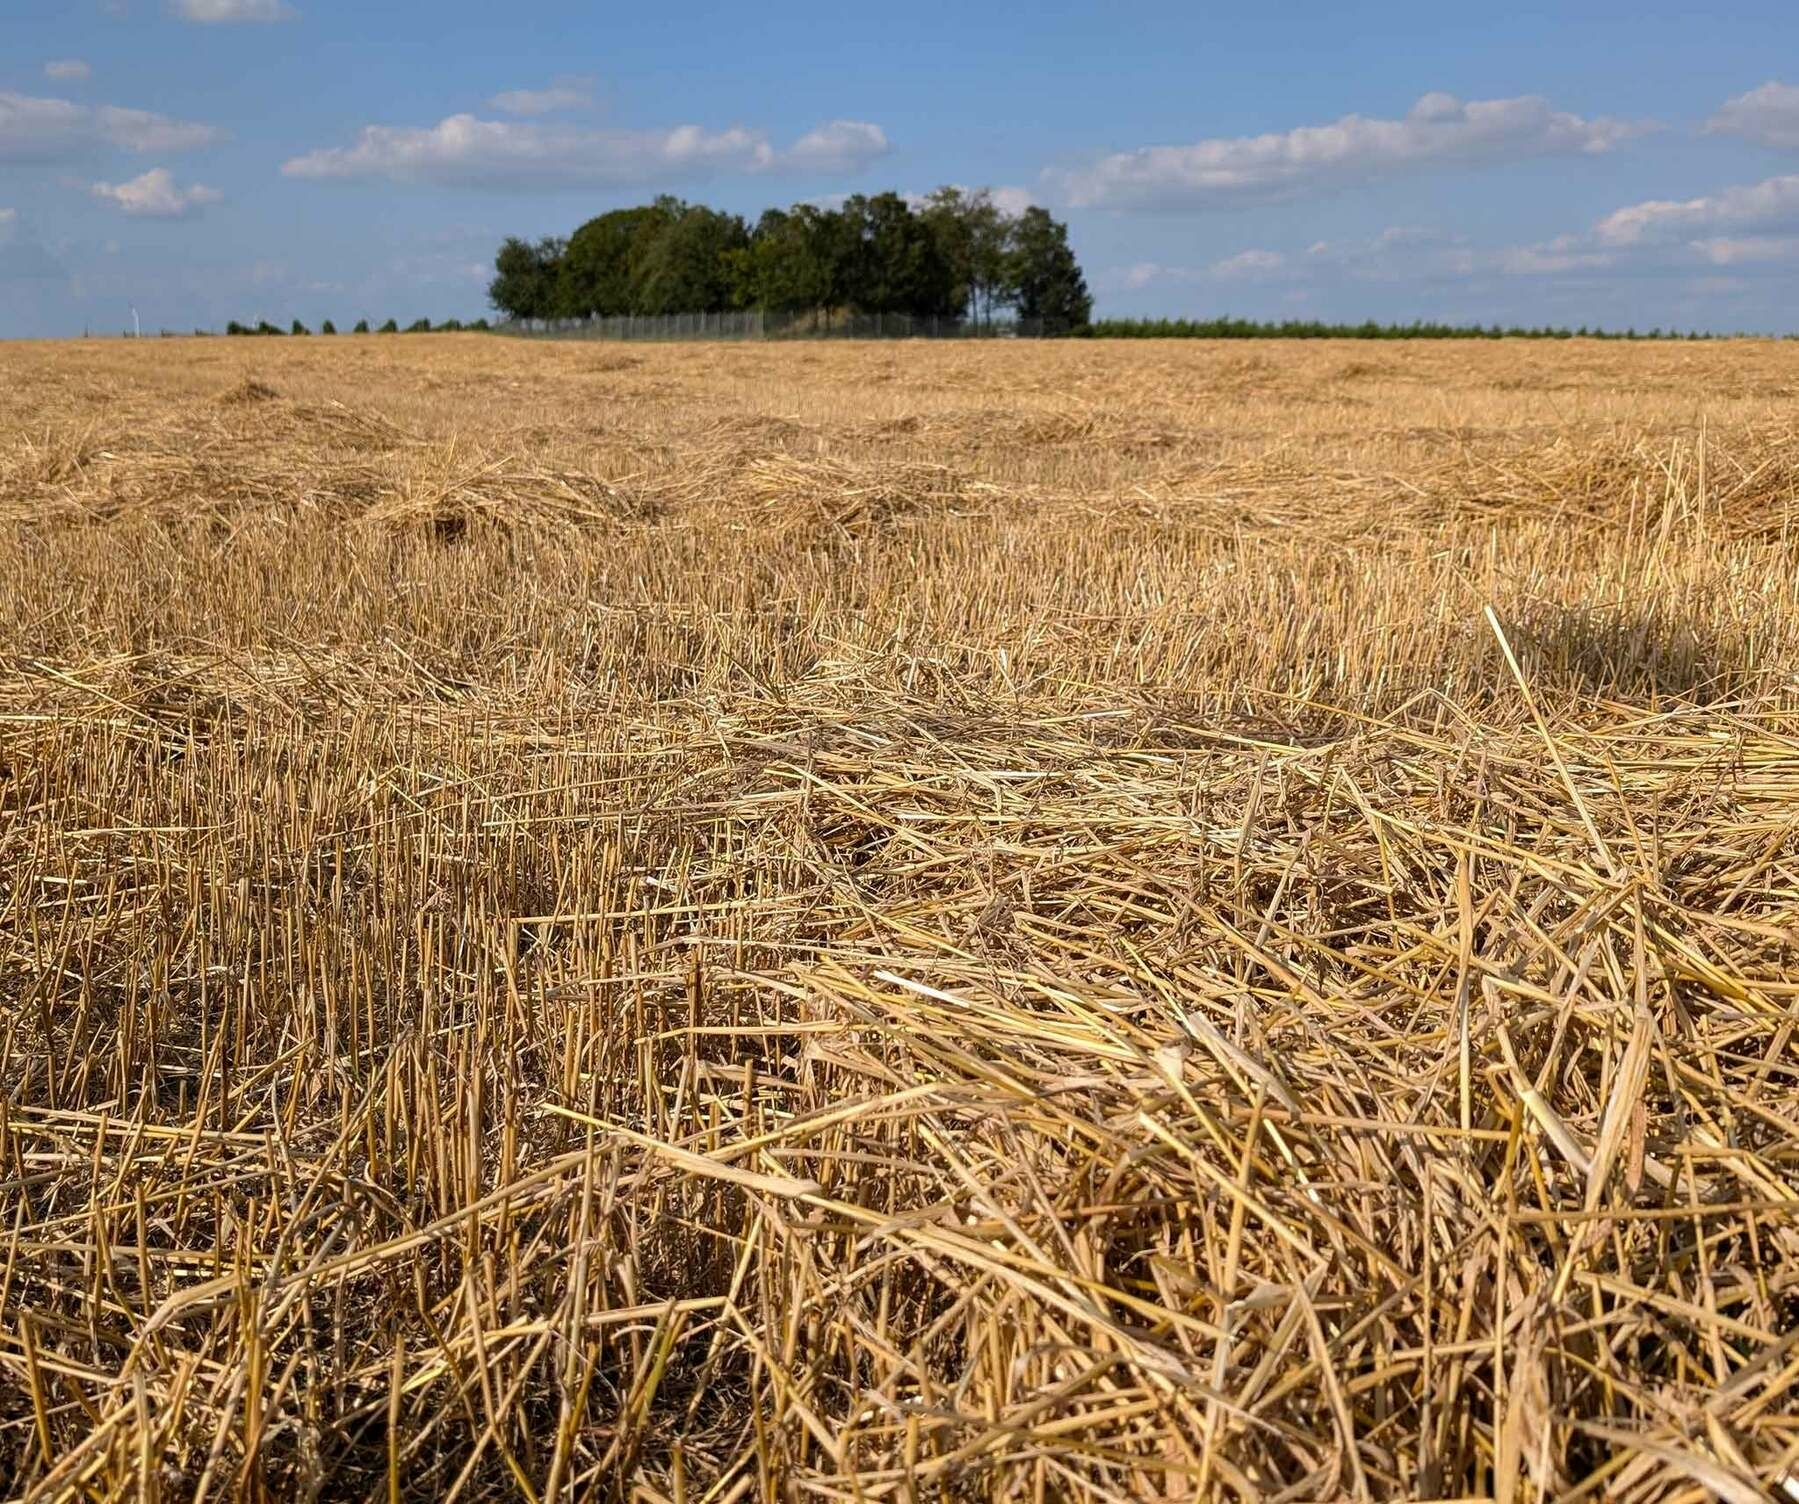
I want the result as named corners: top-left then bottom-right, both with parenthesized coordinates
top-left (1084, 318), bottom-right (1724, 340)
top-left (223, 318), bottom-right (492, 336)
top-left (489, 189), bottom-right (1092, 332)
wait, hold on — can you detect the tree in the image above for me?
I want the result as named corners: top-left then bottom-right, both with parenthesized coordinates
top-left (920, 187), bottom-right (1013, 326)
top-left (736, 205), bottom-right (843, 318)
top-left (406, 318), bottom-right (433, 333)
top-left (378, 319), bottom-right (398, 334)
top-left (479, 191), bottom-right (1094, 333)
top-left (488, 236), bottom-right (565, 321)
top-left (839, 192), bottom-right (956, 318)
top-left (320, 319), bottom-right (337, 335)
top-left (559, 204), bottom-right (677, 317)
top-left (630, 201), bottom-right (749, 315)
top-left (1007, 208), bottom-right (1091, 332)
top-left (291, 319), bottom-right (309, 336)
top-left (353, 319), bottom-right (370, 334)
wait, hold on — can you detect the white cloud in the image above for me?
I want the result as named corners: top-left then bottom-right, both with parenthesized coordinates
top-left (1705, 82), bottom-right (1799, 150)
top-left (1104, 251), bottom-right (1290, 291)
top-left (0, 91), bottom-right (220, 162)
top-left (1210, 248), bottom-right (1287, 279)
top-left (1690, 235), bottom-right (1799, 266)
top-left (987, 184), bottom-right (1035, 217)
top-left (172, 0), bottom-right (296, 20)
top-left (387, 252), bottom-right (490, 286)
top-left (1595, 174), bottom-right (1799, 245)
top-left (282, 114), bottom-right (889, 189)
top-left (1490, 237), bottom-right (1615, 275)
top-left (782, 119), bottom-right (890, 174)
top-left (0, 208), bottom-right (15, 227)
top-left (1054, 92), bottom-right (1646, 210)
top-left (91, 167), bottom-right (222, 218)
top-left (45, 60), bottom-right (92, 82)
top-left (1110, 224), bottom-right (1627, 297)
top-left (488, 83), bottom-right (593, 117)
top-left (897, 184), bottom-right (1035, 216)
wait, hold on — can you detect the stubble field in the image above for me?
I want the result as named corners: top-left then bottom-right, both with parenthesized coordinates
top-left (1, 333), bottom-right (1797, 1501)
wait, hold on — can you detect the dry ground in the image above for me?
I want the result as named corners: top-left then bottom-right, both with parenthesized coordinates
top-left (1, 334), bottom-right (1797, 1501)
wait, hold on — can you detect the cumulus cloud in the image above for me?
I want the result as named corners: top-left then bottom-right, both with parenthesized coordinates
top-left (1054, 92), bottom-right (1646, 210)
top-left (488, 83), bottom-right (593, 117)
top-left (282, 114), bottom-right (890, 189)
top-left (172, 0), bottom-right (296, 21)
top-left (45, 60), bottom-right (92, 82)
top-left (1595, 174), bottom-right (1799, 245)
top-left (1705, 82), bottom-right (1799, 150)
top-left (782, 120), bottom-right (890, 174)
top-left (91, 167), bottom-right (222, 218)
top-left (0, 91), bottom-right (221, 162)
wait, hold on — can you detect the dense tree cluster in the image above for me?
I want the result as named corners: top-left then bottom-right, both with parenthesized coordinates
top-left (489, 190), bottom-right (1092, 332)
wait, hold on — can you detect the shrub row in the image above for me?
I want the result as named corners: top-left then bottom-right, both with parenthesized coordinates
top-left (1082, 318), bottom-right (1723, 340)
top-left (222, 319), bottom-right (492, 337)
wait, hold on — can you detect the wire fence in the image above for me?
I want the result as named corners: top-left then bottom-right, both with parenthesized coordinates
top-left (494, 310), bottom-right (1065, 342)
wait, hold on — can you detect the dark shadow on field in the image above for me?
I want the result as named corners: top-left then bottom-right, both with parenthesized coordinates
top-left (1508, 601), bottom-right (1743, 703)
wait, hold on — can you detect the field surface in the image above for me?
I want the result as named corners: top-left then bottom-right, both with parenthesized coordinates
top-left (2, 335), bottom-right (1797, 1501)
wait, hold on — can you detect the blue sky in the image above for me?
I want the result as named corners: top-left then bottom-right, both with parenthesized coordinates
top-left (4, 0), bottom-right (1799, 336)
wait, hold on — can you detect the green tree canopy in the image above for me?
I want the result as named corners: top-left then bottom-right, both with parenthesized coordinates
top-left (1008, 207), bottom-right (1092, 332)
top-left (839, 192), bottom-right (957, 318)
top-left (486, 189), bottom-right (1091, 331)
top-left (629, 201), bottom-right (749, 316)
top-left (737, 206), bottom-right (844, 316)
top-left (488, 235), bottom-right (566, 321)
top-left (920, 187), bottom-right (1012, 326)
top-left (559, 203), bottom-right (678, 317)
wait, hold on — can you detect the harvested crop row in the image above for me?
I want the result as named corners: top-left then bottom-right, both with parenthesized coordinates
top-left (0, 334), bottom-right (1795, 1501)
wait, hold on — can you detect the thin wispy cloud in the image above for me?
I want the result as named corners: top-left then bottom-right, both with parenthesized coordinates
top-left (282, 114), bottom-right (890, 189)
top-left (1489, 237), bottom-right (1616, 275)
top-left (1107, 252), bottom-right (1288, 290)
top-left (172, 0), bottom-right (298, 21)
top-left (488, 83), bottom-right (593, 117)
top-left (91, 167), bottom-right (223, 217)
top-left (1690, 234), bottom-right (1799, 265)
top-left (0, 91), bottom-right (222, 163)
top-left (1705, 82), bottom-right (1799, 150)
top-left (44, 61), bottom-right (92, 83)
top-left (1053, 92), bottom-right (1646, 210)
top-left (1210, 248), bottom-right (1289, 279)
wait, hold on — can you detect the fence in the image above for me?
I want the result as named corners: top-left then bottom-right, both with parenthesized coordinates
top-left (495, 310), bottom-right (1063, 342)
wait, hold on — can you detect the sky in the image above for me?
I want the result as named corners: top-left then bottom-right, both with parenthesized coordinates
top-left (4, 0), bottom-right (1799, 337)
